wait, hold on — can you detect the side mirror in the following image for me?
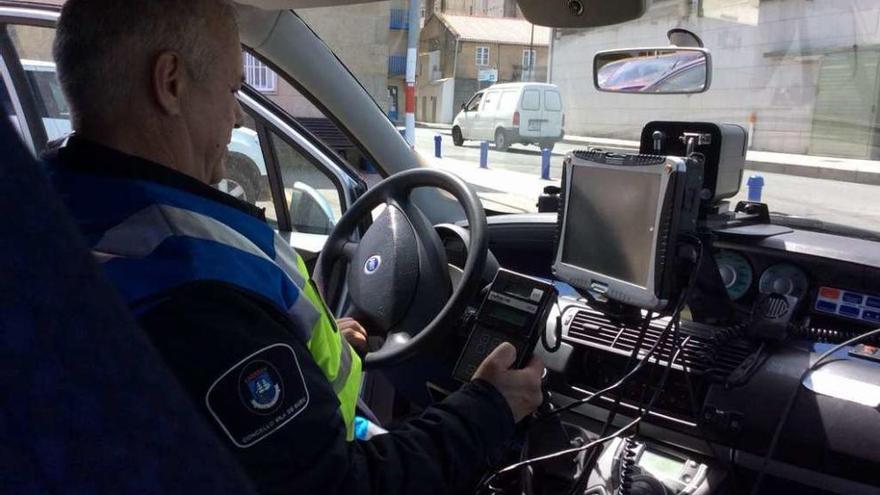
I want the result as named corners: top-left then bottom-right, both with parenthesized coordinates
top-left (288, 181), bottom-right (336, 235)
top-left (461, 103), bottom-right (468, 112)
top-left (594, 48), bottom-right (711, 94)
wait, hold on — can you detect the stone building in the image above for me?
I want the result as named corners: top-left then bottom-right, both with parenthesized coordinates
top-left (417, 13), bottom-right (550, 123)
top-left (551, 0), bottom-right (880, 158)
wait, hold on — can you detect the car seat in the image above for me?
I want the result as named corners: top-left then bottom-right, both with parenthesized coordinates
top-left (0, 117), bottom-right (256, 494)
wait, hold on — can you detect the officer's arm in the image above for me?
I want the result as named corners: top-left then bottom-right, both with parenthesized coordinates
top-left (138, 283), bottom-right (515, 495)
top-left (351, 379), bottom-right (514, 495)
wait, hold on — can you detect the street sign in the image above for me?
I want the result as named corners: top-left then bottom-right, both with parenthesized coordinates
top-left (478, 68), bottom-right (498, 83)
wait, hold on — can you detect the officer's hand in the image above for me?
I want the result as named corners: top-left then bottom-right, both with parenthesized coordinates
top-left (337, 317), bottom-right (368, 357)
top-left (472, 342), bottom-right (543, 423)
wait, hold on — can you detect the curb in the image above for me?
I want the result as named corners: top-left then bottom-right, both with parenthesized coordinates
top-left (558, 137), bottom-right (880, 187)
top-left (744, 159), bottom-right (880, 187)
top-left (418, 124), bottom-right (880, 186)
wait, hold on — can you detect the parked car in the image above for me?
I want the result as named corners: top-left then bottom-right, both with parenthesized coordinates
top-left (11, 60), bottom-right (268, 202)
top-left (642, 57), bottom-right (708, 93)
top-left (596, 51), bottom-right (703, 92)
top-left (452, 82), bottom-right (564, 151)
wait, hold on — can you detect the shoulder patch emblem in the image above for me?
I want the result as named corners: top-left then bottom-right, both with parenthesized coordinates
top-left (206, 344), bottom-right (309, 448)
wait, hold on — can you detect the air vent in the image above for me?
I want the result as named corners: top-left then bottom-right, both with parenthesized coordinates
top-left (565, 308), bottom-right (755, 377)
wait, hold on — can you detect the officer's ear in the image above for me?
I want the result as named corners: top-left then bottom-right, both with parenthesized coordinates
top-left (152, 50), bottom-right (186, 117)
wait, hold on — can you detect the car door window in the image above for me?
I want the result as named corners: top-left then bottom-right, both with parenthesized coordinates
top-left (466, 92), bottom-right (483, 112)
top-left (521, 89), bottom-right (540, 111)
top-left (235, 111), bottom-right (345, 234)
top-left (3, 22), bottom-right (363, 238)
top-left (5, 24), bottom-right (61, 145)
top-left (480, 91), bottom-right (499, 112)
top-left (1, 66), bottom-right (17, 124)
top-left (648, 63), bottom-right (707, 93)
top-left (544, 91), bottom-right (562, 111)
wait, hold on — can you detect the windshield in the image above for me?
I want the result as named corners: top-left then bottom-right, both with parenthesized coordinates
top-left (300, 1), bottom-right (880, 235)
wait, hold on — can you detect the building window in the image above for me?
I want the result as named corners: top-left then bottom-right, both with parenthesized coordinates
top-left (476, 46), bottom-right (489, 66)
top-left (522, 49), bottom-right (537, 69)
top-left (244, 52), bottom-right (277, 93)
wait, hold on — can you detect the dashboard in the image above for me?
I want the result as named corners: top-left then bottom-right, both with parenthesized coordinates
top-left (446, 213), bottom-right (880, 494)
top-left (478, 214), bottom-right (880, 340)
top-left (713, 233), bottom-right (880, 333)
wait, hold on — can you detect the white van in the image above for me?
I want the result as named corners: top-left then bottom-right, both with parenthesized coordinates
top-left (451, 82), bottom-right (564, 151)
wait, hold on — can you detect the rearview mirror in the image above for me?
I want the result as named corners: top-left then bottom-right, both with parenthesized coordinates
top-left (594, 48), bottom-right (711, 94)
top-left (518, 0), bottom-right (647, 28)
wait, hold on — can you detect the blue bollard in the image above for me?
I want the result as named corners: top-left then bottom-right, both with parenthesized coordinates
top-left (747, 174), bottom-right (764, 202)
top-left (479, 141), bottom-right (489, 168)
top-left (541, 148), bottom-right (551, 180)
top-left (434, 134), bottom-right (442, 158)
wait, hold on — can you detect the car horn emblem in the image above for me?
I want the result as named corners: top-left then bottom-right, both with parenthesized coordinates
top-left (364, 255), bottom-right (382, 274)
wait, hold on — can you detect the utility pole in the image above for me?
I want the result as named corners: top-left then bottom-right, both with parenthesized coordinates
top-left (528, 22), bottom-right (534, 82)
top-left (405, 0), bottom-right (421, 147)
top-left (547, 28), bottom-right (554, 83)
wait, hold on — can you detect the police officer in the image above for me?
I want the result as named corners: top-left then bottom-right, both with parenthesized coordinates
top-left (47, 1), bottom-right (544, 494)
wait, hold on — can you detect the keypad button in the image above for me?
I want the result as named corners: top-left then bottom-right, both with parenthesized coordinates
top-left (839, 305), bottom-right (861, 318)
top-left (842, 293), bottom-right (864, 305)
top-left (816, 300), bottom-right (837, 313)
top-left (863, 310), bottom-right (880, 323)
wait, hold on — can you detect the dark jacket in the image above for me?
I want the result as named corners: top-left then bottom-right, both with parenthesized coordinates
top-left (47, 137), bottom-right (515, 495)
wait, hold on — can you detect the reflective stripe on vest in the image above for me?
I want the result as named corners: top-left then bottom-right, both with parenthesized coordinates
top-left (54, 174), bottom-right (362, 440)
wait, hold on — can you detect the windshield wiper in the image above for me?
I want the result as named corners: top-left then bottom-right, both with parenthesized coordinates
top-left (769, 213), bottom-right (880, 243)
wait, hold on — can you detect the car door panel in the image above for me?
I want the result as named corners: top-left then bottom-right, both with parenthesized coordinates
top-left (0, 11), bottom-right (364, 251)
top-left (543, 89), bottom-right (563, 139)
top-left (475, 90), bottom-right (499, 140)
top-left (520, 88), bottom-right (543, 139)
top-left (459, 92), bottom-right (482, 138)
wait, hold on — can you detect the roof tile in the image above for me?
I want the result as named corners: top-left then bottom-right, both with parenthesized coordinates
top-left (438, 13), bottom-right (551, 46)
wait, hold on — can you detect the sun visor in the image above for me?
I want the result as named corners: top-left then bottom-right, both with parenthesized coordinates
top-left (235, 0), bottom-right (376, 9)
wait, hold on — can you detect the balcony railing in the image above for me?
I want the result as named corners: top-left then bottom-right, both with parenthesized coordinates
top-left (390, 9), bottom-right (409, 30)
top-left (388, 55), bottom-right (407, 76)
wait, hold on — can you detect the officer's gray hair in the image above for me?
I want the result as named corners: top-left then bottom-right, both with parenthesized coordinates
top-left (53, 0), bottom-right (238, 125)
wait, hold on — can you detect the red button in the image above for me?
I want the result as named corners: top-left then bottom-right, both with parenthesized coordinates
top-left (819, 287), bottom-right (841, 300)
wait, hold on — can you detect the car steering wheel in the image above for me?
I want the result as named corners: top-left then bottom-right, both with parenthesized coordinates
top-left (314, 169), bottom-right (488, 369)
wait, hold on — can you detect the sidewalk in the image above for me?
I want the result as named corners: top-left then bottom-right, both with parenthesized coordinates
top-left (416, 122), bottom-right (880, 186)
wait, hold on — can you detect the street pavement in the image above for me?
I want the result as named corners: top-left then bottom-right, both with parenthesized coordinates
top-left (415, 127), bottom-right (598, 181)
top-left (414, 128), bottom-right (880, 233)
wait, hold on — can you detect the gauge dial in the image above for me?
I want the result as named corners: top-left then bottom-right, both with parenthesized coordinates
top-left (759, 263), bottom-right (809, 299)
top-left (715, 251), bottom-right (754, 300)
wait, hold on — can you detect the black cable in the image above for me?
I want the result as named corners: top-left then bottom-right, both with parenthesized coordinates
top-left (485, 235), bottom-right (704, 494)
top-left (599, 313), bottom-right (655, 436)
top-left (591, 234), bottom-right (704, 425)
top-left (480, 335), bottom-right (693, 493)
top-left (564, 235), bottom-right (704, 495)
top-left (540, 312), bottom-right (671, 420)
top-left (536, 234), bottom-right (703, 422)
top-left (749, 326), bottom-right (880, 495)
top-left (565, 314), bottom-right (672, 495)
top-left (563, 312), bottom-right (674, 495)
top-left (616, 323), bottom-right (682, 495)
top-left (617, 436), bottom-right (639, 495)
top-left (679, 317), bottom-right (741, 492)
